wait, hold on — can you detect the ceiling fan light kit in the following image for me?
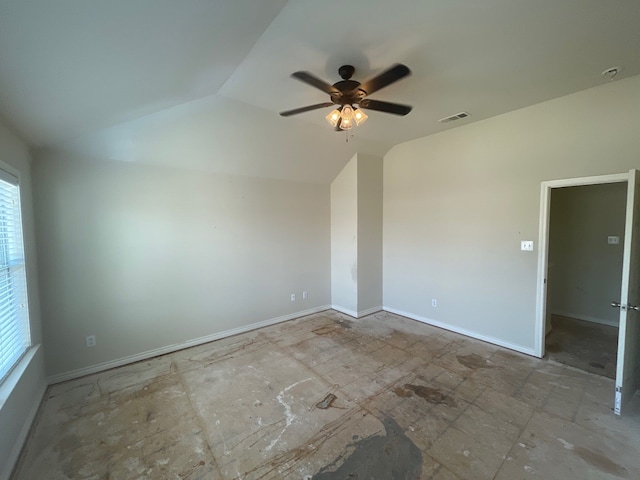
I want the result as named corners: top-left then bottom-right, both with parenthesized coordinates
top-left (280, 63), bottom-right (412, 132)
top-left (325, 104), bottom-right (369, 130)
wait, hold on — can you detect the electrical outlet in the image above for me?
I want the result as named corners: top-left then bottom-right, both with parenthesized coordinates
top-left (86, 335), bottom-right (96, 347)
top-left (432, 299), bottom-right (437, 307)
top-left (290, 293), bottom-right (296, 302)
top-left (302, 291), bottom-right (308, 300)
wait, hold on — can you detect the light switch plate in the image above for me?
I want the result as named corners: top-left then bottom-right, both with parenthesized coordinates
top-left (608, 236), bottom-right (620, 245)
top-left (521, 240), bottom-right (534, 251)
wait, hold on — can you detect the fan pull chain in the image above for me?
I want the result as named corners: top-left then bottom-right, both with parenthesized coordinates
top-left (345, 130), bottom-right (354, 142)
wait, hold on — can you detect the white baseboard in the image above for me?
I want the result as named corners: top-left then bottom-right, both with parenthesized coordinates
top-left (1, 381), bottom-right (47, 480)
top-left (331, 305), bottom-right (382, 319)
top-left (383, 306), bottom-right (537, 357)
top-left (357, 306), bottom-right (383, 317)
top-left (331, 305), bottom-right (358, 318)
top-left (48, 304), bottom-right (331, 385)
top-left (551, 311), bottom-right (619, 328)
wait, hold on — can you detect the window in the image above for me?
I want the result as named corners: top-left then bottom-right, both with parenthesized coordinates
top-left (0, 168), bottom-right (30, 383)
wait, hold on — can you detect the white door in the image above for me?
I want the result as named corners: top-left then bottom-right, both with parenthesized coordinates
top-left (614, 169), bottom-right (640, 415)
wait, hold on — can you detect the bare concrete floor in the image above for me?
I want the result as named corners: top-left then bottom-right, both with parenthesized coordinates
top-left (546, 315), bottom-right (618, 379)
top-left (12, 310), bottom-right (640, 479)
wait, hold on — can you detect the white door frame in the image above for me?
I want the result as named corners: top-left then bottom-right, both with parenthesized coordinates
top-left (534, 172), bottom-right (630, 357)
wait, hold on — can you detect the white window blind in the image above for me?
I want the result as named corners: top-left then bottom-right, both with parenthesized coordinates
top-left (0, 170), bottom-right (30, 383)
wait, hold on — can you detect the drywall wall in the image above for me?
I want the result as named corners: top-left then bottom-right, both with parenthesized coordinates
top-left (383, 74), bottom-right (640, 353)
top-left (331, 154), bottom-right (358, 315)
top-left (357, 154), bottom-right (383, 313)
top-left (33, 152), bottom-right (330, 377)
top-left (330, 153), bottom-right (383, 316)
top-left (0, 119), bottom-right (45, 480)
top-left (548, 183), bottom-right (626, 327)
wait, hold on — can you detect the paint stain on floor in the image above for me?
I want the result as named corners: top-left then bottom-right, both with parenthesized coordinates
top-left (392, 383), bottom-right (457, 408)
top-left (312, 417), bottom-right (422, 479)
top-left (334, 318), bottom-right (352, 329)
top-left (316, 393), bottom-right (337, 409)
top-left (312, 325), bottom-right (338, 336)
top-left (456, 353), bottom-right (496, 370)
top-left (392, 386), bottom-right (413, 398)
top-left (573, 446), bottom-right (628, 478)
top-left (404, 384), bottom-right (457, 408)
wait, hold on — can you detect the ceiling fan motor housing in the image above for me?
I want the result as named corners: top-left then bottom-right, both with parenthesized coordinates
top-left (331, 78), bottom-right (365, 105)
top-left (279, 63), bottom-right (412, 118)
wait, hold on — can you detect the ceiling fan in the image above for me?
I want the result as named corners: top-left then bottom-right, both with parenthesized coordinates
top-left (279, 64), bottom-right (412, 131)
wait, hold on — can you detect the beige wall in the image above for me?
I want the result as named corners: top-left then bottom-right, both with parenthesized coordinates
top-left (548, 183), bottom-right (627, 327)
top-left (330, 153), bottom-right (383, 316)
top-left (330, 155), bottom-right (358, 314)
top-left (357, 154), bottom-right (383, 313)
top-left (33, 152), bottom-right (331, 377)
top-left (383, 75), bottom-right (640, 353)
top-left (0, 120), bottom-right (45, 480)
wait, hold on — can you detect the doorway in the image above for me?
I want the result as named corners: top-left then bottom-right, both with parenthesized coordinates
top-left (535, 171), bottom-right (640, 415)
top-left (544, 182), bottom-right (627, 379)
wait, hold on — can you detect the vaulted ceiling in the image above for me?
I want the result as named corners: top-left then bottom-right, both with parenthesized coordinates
top-left (1, 0), bottom-right (638, 183)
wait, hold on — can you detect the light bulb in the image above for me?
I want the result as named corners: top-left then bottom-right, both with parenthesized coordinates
top-left (340, 117), bottom-right (353, 130)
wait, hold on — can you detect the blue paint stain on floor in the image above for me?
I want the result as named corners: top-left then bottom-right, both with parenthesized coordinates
top-left (313, 416), bottom-right (422, 479)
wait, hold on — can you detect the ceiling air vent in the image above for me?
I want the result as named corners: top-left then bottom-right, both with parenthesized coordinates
top-left (438, 112), bottom-right (470, 124)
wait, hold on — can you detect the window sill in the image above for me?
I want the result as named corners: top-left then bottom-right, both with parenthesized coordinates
top-left (0, 345), bottom-right (41, 410)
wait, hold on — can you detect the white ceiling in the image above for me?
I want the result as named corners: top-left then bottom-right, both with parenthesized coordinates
top-left (0, 0), bottom-right (639, 183)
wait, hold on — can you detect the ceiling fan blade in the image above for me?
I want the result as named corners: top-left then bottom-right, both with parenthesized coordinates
top-left (358, 64), bottom-right (411, 96)
top-left (291, 71), bottom-right (341, 95)
top-left (279, 102), bottom-right (335, 117)
top-left (359, 99), bottom-right (412, 116)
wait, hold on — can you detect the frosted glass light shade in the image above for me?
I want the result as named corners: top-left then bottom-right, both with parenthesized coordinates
top-left (354, 108), bottom-right (368, 126)
top-left (326, 109), bottom-right (341, 127)
top-left (339, 104), bottom-right (354, 130)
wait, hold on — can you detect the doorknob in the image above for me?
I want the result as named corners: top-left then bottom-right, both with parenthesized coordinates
top-left (610, 302), bottom-right (639, 311)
